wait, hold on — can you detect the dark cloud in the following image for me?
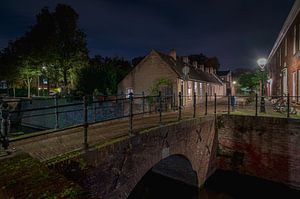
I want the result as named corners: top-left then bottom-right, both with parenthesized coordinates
top-left (0, 0), bottom-right (295, 69)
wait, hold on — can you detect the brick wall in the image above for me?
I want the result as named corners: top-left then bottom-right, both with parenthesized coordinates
top-left (51, 116), bottom-right (218, 199)
top-left (118, 50), bottom-right (178, 96)
top-left (218, 115), bottom-right (300, 190)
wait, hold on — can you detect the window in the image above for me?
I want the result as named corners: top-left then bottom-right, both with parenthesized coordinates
top-left (188, 81), bottom-right (192, 100)
top-left (293, 25), bottom-right (297, 55)
top-left (285, 38), bottom-right (288, 56)
top-left (126, 88), bottom-right (134, 98)
top-left (292, 72), bottom-right (296, 100)
top-left (199, 83), bottom-right (203, 96)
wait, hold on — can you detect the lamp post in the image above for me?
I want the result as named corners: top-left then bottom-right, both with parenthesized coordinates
top-left (257, 58), bottom-right (267, 113)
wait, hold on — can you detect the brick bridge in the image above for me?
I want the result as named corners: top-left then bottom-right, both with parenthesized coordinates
top-left (1, 114), bottom-right (300, 198)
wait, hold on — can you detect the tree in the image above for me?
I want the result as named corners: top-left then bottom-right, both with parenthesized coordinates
top-left (53, 4), bottom-right (89, 91)
top-left (237, 70), bottom-right (268, 94)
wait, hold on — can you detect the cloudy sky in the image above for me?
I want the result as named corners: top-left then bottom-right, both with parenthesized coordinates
top-left (0, 0), bottom-right (295, 70)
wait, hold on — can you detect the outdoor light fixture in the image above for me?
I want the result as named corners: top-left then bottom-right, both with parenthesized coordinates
top-left (257, 58), bottom-right (267, 71)
top-left (233, 81), bottom-right (237, 85)
top-left (257, 58), bottom-right (267, 113)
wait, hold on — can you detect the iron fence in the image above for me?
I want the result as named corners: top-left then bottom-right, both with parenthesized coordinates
top-left (0, 92), bottom-right (300, 150)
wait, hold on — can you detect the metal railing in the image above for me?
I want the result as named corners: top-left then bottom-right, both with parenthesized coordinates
top-left (0, 92), bottom-right (299, 150)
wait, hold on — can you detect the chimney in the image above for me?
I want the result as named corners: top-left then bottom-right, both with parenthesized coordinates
top-left (169, 49), bottom-right (177, 60)
top-left (192, 61), bottom-right (198, 69)
top-left (183, 56), bottom-right (189, 64)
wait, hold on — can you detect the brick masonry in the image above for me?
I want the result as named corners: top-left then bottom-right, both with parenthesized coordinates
top-left (2, 115), bottom-right (300, 198)
top-left (218, 115), bottom-right (300, 190)
top-left (51, 116), bottom-right (218, 199)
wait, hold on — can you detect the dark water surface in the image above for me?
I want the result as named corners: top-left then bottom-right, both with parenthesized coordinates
top-left (128, 170), bottom-right (300, 199)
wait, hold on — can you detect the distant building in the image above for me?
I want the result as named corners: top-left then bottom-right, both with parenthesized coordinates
top-left (268, 0), bottom-right (300, 99)
top-left (118, 49), bottom-right (227, 107)
top-left (216, 70), bottom-right (234, 95)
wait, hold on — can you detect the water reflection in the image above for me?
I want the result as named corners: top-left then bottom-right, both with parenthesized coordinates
top-left (128, 170), bottom-right (300, 199)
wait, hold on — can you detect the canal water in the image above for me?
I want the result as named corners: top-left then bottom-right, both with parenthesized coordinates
top-left (128, 169), bottom-right (300, 199)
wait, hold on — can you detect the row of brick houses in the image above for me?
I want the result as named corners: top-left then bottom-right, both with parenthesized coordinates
top-left (118, 49), bottom-right (232, 107)
top-left (268, 0), bottom-right (300, 100)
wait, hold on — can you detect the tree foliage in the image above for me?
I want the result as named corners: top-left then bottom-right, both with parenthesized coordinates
top-left (0, 4), bottom-right (88, 97)
top-left (75, 56), bottom-right (131, 95)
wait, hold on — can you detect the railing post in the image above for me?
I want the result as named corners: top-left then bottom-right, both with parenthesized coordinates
top-left (255, 93), bottom-right (258, 117)
top-left (228, 94), bottom-right (231, 115)
top-left (159, 91), bottom-right (162, 123)
top-left (142, 91), bottom-right (145, 114)
top-left (205, 92), bottom-right (208, 115)
top-left (173, 93), bottom-right (176, 111)
top-left (83, 95), bottom-right (88, 149)
top-left (214, 93), bottom-right (217, 114)
top-left (0, 101), bottom-right (10, 150)
top-left (178, 92), bottom-right (182, 121)
top-left (193, 92), bottom-right (196, 118)
top-left (93, 95), bottom-right (96, 122)
top-left (55, 94), bottom-right (59, 129)
top-left (287, 93), bottom-right (290, 118)
top-left (129, 92), bottom-right (133, 135)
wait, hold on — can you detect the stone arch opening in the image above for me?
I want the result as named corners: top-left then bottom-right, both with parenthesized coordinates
top-left (128, 154), bottom-right (199, 198)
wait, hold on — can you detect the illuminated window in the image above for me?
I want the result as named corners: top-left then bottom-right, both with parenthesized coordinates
top-left (188, 81), bottom-right (192, 100)
top-left (126, 88), bottom-right (134, 98)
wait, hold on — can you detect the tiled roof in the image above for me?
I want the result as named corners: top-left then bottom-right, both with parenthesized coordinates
top-left (156, 50), bottom-right (223, 85)
top-left (217, 70), bottom-right (230, 76)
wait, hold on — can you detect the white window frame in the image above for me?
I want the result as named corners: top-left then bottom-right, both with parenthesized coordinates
top-left (126, 88), bottom-right (134, 98)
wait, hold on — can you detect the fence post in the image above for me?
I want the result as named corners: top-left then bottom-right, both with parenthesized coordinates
top-left (142, 91), bottom-right (145, 114)
top-left (129, 92), bottom-right (133, 135)
top-left (173, 93), bottom-right (176, 111)
top-left (0, 101), bottom-right (10, 150)
top-left (83, 95), bottom-right (88, 149)
top-left (228, 94), bottom-right (231, 115)
top-left (205, 92), bottom-right (208, 115)
top-left (214, 93), bottom-right (217, 114)
top-left (193, 92), bottom-right (196, 118)
top-left (178, 92), bottom-right (182, 121)
top-left (159, 91), bottom-right (162, 123)
top-left (255, 93), bottom-right (258, 117)
top-left (55, 94), bottom-right (59, 129)
top-left (287, 93), bottom-right (290, 118)
top-left (93, 95), bottom-right (96, 122)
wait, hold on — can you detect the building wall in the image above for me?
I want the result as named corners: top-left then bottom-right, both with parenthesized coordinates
top-left (268, 9), bottom-right (300, 99)
top-left (218, 115), bottom-right (300, 190)
top-left (118, 50), bottom-right (178, 96)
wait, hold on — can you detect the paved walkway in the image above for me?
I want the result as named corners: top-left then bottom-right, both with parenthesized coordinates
top-left (9, 108), bottom-right (211, 162)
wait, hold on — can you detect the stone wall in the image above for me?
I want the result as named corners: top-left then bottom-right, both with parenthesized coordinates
top-left (51, 116), bottom-right (217, 199)
top-left (218, 115), bottom-right (300, 190)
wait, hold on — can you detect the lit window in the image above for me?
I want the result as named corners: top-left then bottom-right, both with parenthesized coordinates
top-left (126, 88), bottom-right (134, 98)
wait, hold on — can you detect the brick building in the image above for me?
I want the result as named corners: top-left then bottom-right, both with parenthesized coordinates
top-left (216, 70), bottom-right (235, 96)
top-left (268, 0), bottom-right (300, 100)
top-left (118, 49), bottom-right (227, 106)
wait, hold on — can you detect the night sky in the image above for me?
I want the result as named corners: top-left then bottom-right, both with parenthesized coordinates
top-left (0, 0), bottom-right (295, 70)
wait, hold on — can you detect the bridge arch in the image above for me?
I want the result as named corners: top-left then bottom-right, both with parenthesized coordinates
top-left (128, 154), bottom-right (198, 199)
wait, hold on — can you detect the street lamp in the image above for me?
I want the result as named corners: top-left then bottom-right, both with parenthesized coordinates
top-left (257, 58), bottom-right (267, 113)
